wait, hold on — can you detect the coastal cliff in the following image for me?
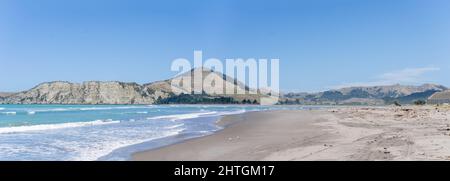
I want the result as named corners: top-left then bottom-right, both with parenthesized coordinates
top-left (1, 81), bottom-right (171, 104)
top-left (0, 68), bottom-right (264, 105)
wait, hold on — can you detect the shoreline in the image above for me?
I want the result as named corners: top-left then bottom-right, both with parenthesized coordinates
top-left (132, 109), bottom-right (334, 161)
top-left (3, 105), bottom-right (450, 160)
top-left (133, 106), bottom-right (450, 161)
top-left (104, 109), bottom-right (272, 161)
top-left (116, 106), bottom-right (326, 161)
top-left (1, 104), bottom-right (316, 161)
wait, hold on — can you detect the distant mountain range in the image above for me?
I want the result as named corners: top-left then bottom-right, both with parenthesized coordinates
top-left (0, 68), bottom-right (448, 105)
top-left (282, 84), bottom-right (448, 105)
top-left (428, 90), bottom-right (450, 104)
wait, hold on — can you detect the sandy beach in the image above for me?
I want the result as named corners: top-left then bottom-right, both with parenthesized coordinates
top-left (133, 106), bottom-right (450, 161)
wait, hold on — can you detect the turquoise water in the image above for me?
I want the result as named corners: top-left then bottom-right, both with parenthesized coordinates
top-left (0, 104), bottom-right (313, 161)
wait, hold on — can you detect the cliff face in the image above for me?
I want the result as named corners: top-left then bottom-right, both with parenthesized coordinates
top-left (0, 68), bottom-right (265, 105)
top-left (2, 81), bottom-right (172, 104)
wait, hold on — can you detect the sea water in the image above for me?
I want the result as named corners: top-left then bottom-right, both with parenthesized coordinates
top-left (0, 104), bottom-right (316, 161)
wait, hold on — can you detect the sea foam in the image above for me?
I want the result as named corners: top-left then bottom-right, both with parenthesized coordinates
top-left (0, 105), bottom-right (278, 161)
top-left (79, 106), bottom-right (146, 111)
top-left (19, 106), bottom-right (149, 114)
top-left (219, 109), bottom-right (247, 116)
top-left (1, 112), bottom-right (16, 115)
top-left (164, 124), bottom-right (185, 129)
top-left (0, 119), bottom-right (120, 134)
top-left (147, 111), bottom-right (218, 121)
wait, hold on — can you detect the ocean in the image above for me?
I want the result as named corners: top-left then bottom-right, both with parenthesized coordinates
top-left (0, 104), bottom-right (316, 161)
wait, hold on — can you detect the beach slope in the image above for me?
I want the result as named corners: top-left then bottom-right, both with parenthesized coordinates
top-left (133, 107), bottom-right (450, 161)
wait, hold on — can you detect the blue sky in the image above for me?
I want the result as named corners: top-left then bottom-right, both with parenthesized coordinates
top-left (1, 0), bottom-right (449, 92)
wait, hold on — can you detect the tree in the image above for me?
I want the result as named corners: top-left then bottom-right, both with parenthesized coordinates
top-left (156, 96), bottom-right (163, 104)
top-left (414, 100), bottom-right (426, 105)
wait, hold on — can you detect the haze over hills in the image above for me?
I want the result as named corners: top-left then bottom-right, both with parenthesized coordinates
top-left (282, 84), bottom-right (448, 105)
top-left (0, 68), bottom-right (448, 105)
top-left (428, 90), bottom-right (450, 104)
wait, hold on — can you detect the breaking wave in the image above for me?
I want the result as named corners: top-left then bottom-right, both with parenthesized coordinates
top-left (1, 112), bottom-right (16, 115)
top-left (0, 119), bottom-right (120, 134)
top-left (146, 111), bottom-right (219, 121)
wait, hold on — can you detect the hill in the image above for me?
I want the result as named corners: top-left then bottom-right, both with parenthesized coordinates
top-left (428, 90), bottom-right (450, 104)
top-left (282, 84), bottom-right (447, 105)
top-left (0, 68), bottom-right (266, 105)
top-left (1, 69), bottom-right (447, 105)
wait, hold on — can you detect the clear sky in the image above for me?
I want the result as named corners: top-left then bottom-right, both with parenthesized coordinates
top-left (1, 0), bottom-right (449, 92)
